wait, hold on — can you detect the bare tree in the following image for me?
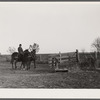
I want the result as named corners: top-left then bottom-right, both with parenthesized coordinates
top-left (7, 47), bottom-right (16, 54)
top-left (91, 37), bottom-right (100, 52)
top-left (81, 48), bottom-right (85, 53)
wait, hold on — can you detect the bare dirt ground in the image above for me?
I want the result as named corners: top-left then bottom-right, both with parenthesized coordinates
top-left (0, 61), bottom-right (100, 88)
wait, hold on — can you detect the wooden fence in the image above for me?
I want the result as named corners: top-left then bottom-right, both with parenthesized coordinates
top-left (48, 49), bottom-right (79, 69)
top-left (37, 50), bottom-right (100, 70)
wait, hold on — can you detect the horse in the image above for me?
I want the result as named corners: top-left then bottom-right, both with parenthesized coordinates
top-left (11, 49), bottom-right (36, 70)
top-left (30, 49), bottom-right (36, 69)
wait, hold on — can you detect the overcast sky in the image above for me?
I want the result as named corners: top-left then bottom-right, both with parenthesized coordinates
top-left (0, 2), bottom-right (100, 54)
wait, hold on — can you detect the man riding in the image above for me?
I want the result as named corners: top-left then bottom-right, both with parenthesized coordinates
top-left (18, 44), bottom-right (24, 60)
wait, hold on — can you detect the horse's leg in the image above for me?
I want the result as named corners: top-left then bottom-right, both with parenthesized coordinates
top-left (20, 62), bottom-right (23, 70)
top-left (15, 61), bottom-right (17, 69)
top-left (29, 61), bottom-right (31, 70)
top-left (27, 61), bottom-right (31, 70)
top-left (26, 62), bottom-right (29, 70)
top-left (11, 58), bottom-right (14, 69)
top-left (22, 62), bottom-right (26, 70)
top-left (27, 60), bottom-right (29, 70)
top-left (27, 62), bottom-right (29, 70)
top-left (33, 60), bottom-right (36, 69)
top-left (25, 62), bottom-right (27, 70)
top-left (13, 60), bottom-right (15, 69)
top-left (11, 60), bottom-right (13, 69)
top-left (12, 61), bottom-right (14, 69)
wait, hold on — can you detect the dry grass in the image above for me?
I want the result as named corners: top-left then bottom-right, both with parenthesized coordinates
top-left (0, 59), bottom-right (99, 88)
top-left (0, 55), bottom-right (99, 88)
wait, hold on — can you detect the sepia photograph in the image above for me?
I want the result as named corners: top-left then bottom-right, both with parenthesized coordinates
top-left (0, 1), bottom-right (100, 92)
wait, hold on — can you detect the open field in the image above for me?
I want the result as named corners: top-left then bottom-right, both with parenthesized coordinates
top-left (0, 59), bottom-right (100, 88)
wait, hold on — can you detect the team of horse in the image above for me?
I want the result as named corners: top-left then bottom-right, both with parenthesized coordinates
top-left (11, 49), bottom-right (36, 70)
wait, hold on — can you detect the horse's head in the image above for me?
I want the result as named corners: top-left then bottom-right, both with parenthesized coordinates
top-left (23, 49), bottom-right (30, 57)
top-left (30, 49), bottom-right (36, 59)
top-left (24, 49), bottom-right (29, 53)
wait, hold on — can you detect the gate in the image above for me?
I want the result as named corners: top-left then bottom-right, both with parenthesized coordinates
top-left (48, 49), bottom-right (79, 71)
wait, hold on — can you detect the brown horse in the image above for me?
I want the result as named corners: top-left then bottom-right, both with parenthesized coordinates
top-left (11, 49), bottom-right (36, 70)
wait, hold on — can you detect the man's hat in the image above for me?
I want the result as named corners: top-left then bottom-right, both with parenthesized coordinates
top-left (19, 44), bottom-right (22, 46)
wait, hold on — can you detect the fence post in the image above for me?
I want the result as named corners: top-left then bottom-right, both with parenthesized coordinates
top-left (59, 52), bottom-right (61, 63)
top-left (76, 49), bottom-right (79, 63)
top-left (95, 51), bottom-right (98, 68)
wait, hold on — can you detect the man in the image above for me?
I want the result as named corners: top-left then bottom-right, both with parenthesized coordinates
top-left (18, 44), bottom-right (23, 60)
